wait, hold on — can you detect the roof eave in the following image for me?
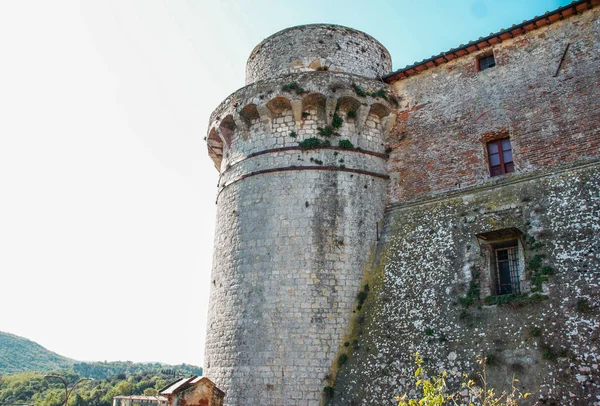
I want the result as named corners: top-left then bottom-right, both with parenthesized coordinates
top-left (382, 0), bottom-right (597, 83)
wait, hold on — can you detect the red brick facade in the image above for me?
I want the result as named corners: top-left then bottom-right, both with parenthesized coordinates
top-left (386, 6), bottom-right (600, 203)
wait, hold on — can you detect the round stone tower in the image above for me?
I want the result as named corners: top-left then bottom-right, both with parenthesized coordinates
top-left (204, 24), bottom-right (396, 405)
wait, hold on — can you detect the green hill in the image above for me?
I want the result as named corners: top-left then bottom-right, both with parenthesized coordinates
top-left (0, 332), bottom-right (74, 375)
top-left (0, 331), bottom-right (201, 379)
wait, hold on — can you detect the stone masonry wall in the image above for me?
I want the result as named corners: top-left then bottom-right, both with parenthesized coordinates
top-left (204, 8), bottom-right (600, 406)
top-left (387, 7), bottom-right (600, 203)
top-left (205, 28), bottom-right (396, 403)
top-left (332, 162), bottom-right (600, 405)
top-left (206, 72), bottom-right (397, 174)
top-left (206, 168), bottom-right (387, 405)
top-left (246, 24), bottom-right (391, 85)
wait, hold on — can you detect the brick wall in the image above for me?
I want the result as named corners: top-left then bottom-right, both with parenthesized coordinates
top-left (387, 7), bottom-right (600, 203)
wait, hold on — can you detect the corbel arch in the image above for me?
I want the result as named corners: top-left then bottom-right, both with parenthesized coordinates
top-left (336, 96), bottom-right (362, 117)
top-left (207, 128), bottom-right (224, 171)
top-left (301, 92), bottom-right (327, 121)
top-left (266, 96), bottom-right (293, 116)
top-left (368, 102), bottom-right (391, 119)
top-left (219, 115), bottom-right (237, 147)
top-left (239, 103), bottom-right (260, 128)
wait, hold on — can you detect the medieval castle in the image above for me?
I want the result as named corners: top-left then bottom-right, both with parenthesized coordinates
top-left (202, 1), bottom-right (600, 404)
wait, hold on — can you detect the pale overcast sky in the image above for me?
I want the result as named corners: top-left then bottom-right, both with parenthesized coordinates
top-left (0, 0), bottom-right (567, 367)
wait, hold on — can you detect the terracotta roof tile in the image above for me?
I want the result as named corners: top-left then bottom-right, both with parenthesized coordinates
top-left (383, 0), bottom-right (596, 83)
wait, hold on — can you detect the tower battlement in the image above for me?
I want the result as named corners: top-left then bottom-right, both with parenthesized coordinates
top-left (207, 72), bottom-right (397, 175)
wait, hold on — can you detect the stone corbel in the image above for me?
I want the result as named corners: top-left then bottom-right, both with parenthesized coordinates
top-left (215, 126), bottom-right (230, 149)
top-left (355, 105), bottom-right (370, 133)
top-left (325, 97), bottom-right (337, 126)
top-left (233, 115), bottom-right (248, 141)
top-left (256, 105), bottom-right (273, 134)
top-left (290, 100), bottom-right (303, 127)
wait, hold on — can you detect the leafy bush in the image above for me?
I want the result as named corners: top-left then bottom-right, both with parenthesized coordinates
top-left (396, 352), bottom-right (531, 406)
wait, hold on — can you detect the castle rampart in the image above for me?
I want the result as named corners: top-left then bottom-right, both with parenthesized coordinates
top-left (204, 3), bottom-right (600, 405)
top-left (331, 4), bottom-right (600, 405)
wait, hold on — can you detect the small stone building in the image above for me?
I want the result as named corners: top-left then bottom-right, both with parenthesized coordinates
top-left (159, 376), bottom-right (224, 406)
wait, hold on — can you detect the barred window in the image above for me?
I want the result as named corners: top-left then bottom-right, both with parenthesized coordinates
top-left (494, 242), bottom-right (521, 295)
top-left (478, 54), bottom-right (496, 71)
top-left (476, 228), bottom-right (525, 297)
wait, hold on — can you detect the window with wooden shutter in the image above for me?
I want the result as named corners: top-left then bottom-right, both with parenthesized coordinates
top-left (487, 138), bottom-right (514, 176)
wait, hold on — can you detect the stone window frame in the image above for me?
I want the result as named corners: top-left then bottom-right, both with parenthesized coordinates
top-left (476, 228), bottom-right (528, 298)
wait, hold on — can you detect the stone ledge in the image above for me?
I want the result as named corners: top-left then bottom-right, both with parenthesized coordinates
top-left (386, 158), bottom-right (600, 213)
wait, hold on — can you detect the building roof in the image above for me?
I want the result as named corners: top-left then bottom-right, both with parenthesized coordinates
top-left (383, 0), bottom-right (599, 83)
top-left (189, 377), bottom-right (225, 396)
top-left (158, 376), bottom-right (224, 398)
top-left (159, 376), bottom-right (197, 395)
top-left (113, 396), bottom-right (167, 402)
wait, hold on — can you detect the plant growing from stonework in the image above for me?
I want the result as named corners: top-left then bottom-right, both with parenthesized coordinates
top-left (396, 352), bottom-right (532, 406)
top-left (298, 137), bottom-right (330, 150)
top-left (332, 113), bottom-right (344, 129)
top-left (317, 126), bottom-right (336, 137)
top-left (352, 82), bottom-right (389, 100)
top-left (338, 139), bottom-right (354, 149)
top-left (281, 82), bottom-right (307, 94)
top-left (352, 83), bottom-right (368, 97)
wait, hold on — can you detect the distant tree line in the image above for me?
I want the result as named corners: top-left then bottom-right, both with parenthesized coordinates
top-left (72, 362), bottom-right (201, 381)
top-left (0, 363), bottom-right (202, 406)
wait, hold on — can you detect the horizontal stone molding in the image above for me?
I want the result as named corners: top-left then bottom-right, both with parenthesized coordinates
top-left (246, 146), bottom-right (388, 160)
top-left (219, 146), bottom-right (388, 186)
top-left (386, 158), bottom-right (600, 213)
top-left (216, 165), bottom-right (389, 203)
